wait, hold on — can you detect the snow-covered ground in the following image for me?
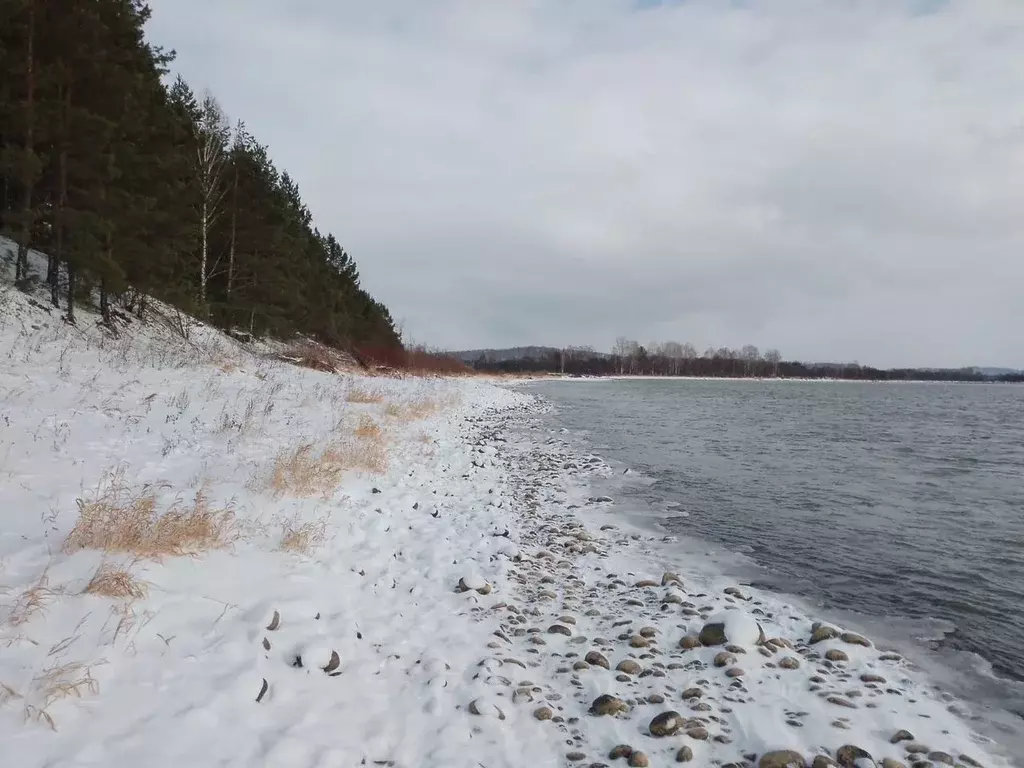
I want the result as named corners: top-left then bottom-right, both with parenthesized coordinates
top-left (0, 272), bottom-right (1012, 767)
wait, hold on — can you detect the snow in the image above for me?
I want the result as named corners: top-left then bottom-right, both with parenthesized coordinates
top-left (0, 252), bottom-right (1015, 767)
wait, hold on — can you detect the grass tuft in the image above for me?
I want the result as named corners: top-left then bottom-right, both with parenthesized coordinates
top-left (8, 571), bottom-right (61, 627)
top-left (347, 386), bottom-right (384, 404)
top-left (64, 470), bottom-right (238, 559)
top-left (279, 515), bottom-right (330, 554)
top-left (84, 560), bottom-right (148, 600)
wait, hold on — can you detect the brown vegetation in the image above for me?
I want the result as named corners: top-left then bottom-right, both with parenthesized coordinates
top-left (84, 560), bottom-right (148, 600)
top-left (64, 472), bottom-right (238, 558)
top-left (279, 515), bottom-right (329, 554)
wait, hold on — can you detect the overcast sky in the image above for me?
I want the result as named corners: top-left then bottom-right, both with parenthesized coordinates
top-left (147, 0), bottom-right (1024, 368)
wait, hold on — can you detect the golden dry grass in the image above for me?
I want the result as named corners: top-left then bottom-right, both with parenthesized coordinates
top-left (354, 414), bottom-right (383, 440)
top-left (64, 472), bottom-right (238, 559)
top-left (383, 395), bottom-right (450, 422)
top-left (269, 443), bottom-right (346, 498)
top-left (84, 560), bottom-right (148, 600)
top-left (279, 516), bottom-right (329, 554)
top-left (8, 572), bottom-right (62, 627)
top-left (25, 658), bottom-right (101, 731)
top-left (347, 386), bottom-right (385, 404)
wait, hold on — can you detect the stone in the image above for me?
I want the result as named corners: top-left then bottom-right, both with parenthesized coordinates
top-left (881, 761), bottom-right (907, 768)
top-left (825, 649), bottom-right (850, 662)
top-left (861, 673), bottom-right (885, 683)
top-left (812, 758), bottom-right (839, 768)
top-left (681, 687), bottom-right (703, 699)
top-left (700, 623), bottom-right (728, 645)
top-left (725, 644), bottom-right (747, 654)
top-left (686, 726), bottom-right (709, 740)
top-left (677, 746), bottom-right (694, 763)
top-left (640, 627), bottom-right (658, 638)
top-left (469, 698), bottom-right (505, 720)
top-left (574, 661), bottom-right (590, 671)
top-left (534, 706), bottom-right (553, 720)
top-left (630, 635), bottom-right (650, 648)
top-left (679, 635), bottom-right (702, 650)
top-left (590, 694), bottom-right (627, 716)
top-left (957, 757), bottom-right (982, 768)
top-left (779, 656), bottom-right (801, 670)
top-left (840, 632), bottom-right (871, 647)
top-left (648, 693), bottom-right (665, 704)
top-left (663, 572), bottom-right (683, 586)
top-left (635, 579), bottom-right (659, 588)
top-left (837, 745), bottom-right (873, 768)
top-left (549, 624), bottom-right (573, 636)
top-left (586, 651), bottom-right (611, 669)
top-left (714, 651), bottom-right (737, 667)
top-left (725, 667), bottom-right (745, 678)
top-left (760, 750), bottom-right (807, 768)
top-left (567, 753), bottom-right (586, 762)
top-left (649, 710), bottom-right (684, 737)
top-left (927, 754), bottom-right (954, 766)
top-left (809, 626), bottom-right (840, 644)
top-left (609, 745), bottom-right (634, 760)
top-left (890, 731), bottom-right (915, 744)
top-left (559, 615), bottom-right (578, 625)
top-left (828, 696), bottom-right (858, 709)
top-left (903, 745), bottom-right (930, 755)
top-left (629, 752), bottom-right (650, 768)
top-left (617, 660), bottom-right (642, 675)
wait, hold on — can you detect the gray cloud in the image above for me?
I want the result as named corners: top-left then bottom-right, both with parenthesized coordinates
top-left (147, 0), bottom-right (1024, 367)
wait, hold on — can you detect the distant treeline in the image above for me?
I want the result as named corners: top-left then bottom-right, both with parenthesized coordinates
top-left (466, 341), bottom-right (1024, 382)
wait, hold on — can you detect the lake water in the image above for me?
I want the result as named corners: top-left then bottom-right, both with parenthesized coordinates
top-left (527, 378), bottom-right (1024, 732)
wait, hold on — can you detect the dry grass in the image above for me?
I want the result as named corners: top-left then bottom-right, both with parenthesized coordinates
top-left (269, 443), bottom-right (346, 498)
top-left (279, 340), bottom-right (357, 374)
top-left (278, 515), bottom-right (330, 554)
top-left (354, 414), bottom-right (383, 440)
top-left (383, 396), bottom-right (447, 422)
top-left (8, 571), bottom-right (62, 627)
top-left (84, 560), bottom-right (148, 600)
top-left (64, 471), bottom-right (238, 559)
top-left (347, 386), bottom-right (385, 404)
top-left (25, 657), bottom-right (101, 731)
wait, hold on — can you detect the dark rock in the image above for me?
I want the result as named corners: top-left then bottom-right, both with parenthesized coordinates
top-left (837, 745), bottom-right (873, 768)
top-left (840, 632), bottom-right (871, 647)
top-left (586, 651), bottom-right (610, 669)
top-left (890, 731), bottom-right (915, 744)
top-left (590, 694), bottom-right (627, 716)
top-left (809, 626), bottom-right (839, 644)
top-left (699, 622), bottom-right (728, 646)
top-left (760, 751), bottom-right (807, 768)
top-left (649, 710), bottom-right (684, 737)
top-left (679, 635), bottom-right (702, 650)
top-left (609, 745), bottom-right (634, 760)
top-left (677, 746), bottom-right (694, 763)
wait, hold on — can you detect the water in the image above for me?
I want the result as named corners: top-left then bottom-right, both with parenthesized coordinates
top-left (527, 378), bottom-right (1024, 725)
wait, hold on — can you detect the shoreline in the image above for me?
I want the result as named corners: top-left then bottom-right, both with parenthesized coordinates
top-left (477, 390), bottom-right (1014, 768)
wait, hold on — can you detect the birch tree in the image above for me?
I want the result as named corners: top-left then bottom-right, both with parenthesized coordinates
top-left (192, 93), bottom-right (230, 308)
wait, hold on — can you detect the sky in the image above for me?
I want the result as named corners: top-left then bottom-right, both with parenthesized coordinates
top-left (146, 0), bottom-right (1024, 368)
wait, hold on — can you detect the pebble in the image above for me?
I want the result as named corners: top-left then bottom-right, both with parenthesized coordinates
top-left (779, 657), bottom-right (801, 670)
top-left (629, 635), bottom-right (649, 648)
top-left (891, 730), bottom-right (915, 744)
top-left (828, 696), bottom-right (858, 709)
top-left (609, 745), bottom-right (634, 760)
top-left (681, 687), bottom-right (703, 699)
top-left (837, 746), bottom-right (873, 768)
top-left (649, 710), bottom-right (684, 737)
top-left (686, 726), bottom-right (709, 740)
top-left (662, 572), bottom-right (683, 586)
top-left (714, 651), bottom-right (737, 667)
top-left (639, 627), bottom-right (657, 638)
top-left (677, 746), bottom-right (694, 762)
top-left (568, 753), bottom-right (587, 762)
top-left (810, 626), bottom-right (839, 644)
top-left (586, 651), bottom-right (610, 669)
top-left (861, 673), bottom-right (885, 683)
top-left (698, 622), bottom-right (728, 646)
top-left (760, 750), bottom-right (808, 768)
top-left (617, 660), bottom-right (642, 675)
top-left (825, 649), bottom-right (850, 662)
top-left (881, 761), bottom-right (907, 768)
top-left (679, 635), bottom-right (702, 650)
top-left (629, 752), bottom-right (650, 767)
top-left (590, 694), bottom-right (627, 716)
top-left (534, 706), bottom-right (553, 720)
top-left (813, 757), bottom-right (840, 768)
top-left (549, 624), bottom-right (573, 636)
top-left (927, 753), bottom-right (954, 766)
top-left (840, 632), bottom-right (871, 647)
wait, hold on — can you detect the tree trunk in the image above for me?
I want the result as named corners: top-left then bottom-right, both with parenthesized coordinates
top-left (100, 276), bottom-right (110, 324)
top-left (15, 0), bottom-right (36, 286)
top-left (50, 80), bottom-right (70, 308)
top-left (200, 199), bottom-right (208, 307)
top-left (227, 162), bottom-right (237, 298)
top-left (66, 262), bottom-right (76, 324)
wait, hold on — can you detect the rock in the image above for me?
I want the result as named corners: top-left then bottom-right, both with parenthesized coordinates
top-left (574, 661), bottom-right (590, 671)
top-left (724, 586), bottom-right (747, 599)
top-left (809, 625), bottom-right (839, 644)
top-left (861, 673), bottom-right (886, 683)
top-left (825, 649), bottom-right (850, 662)
top-left (837, 746), bottom-right (873, 768)
top-left (881, 761), bottom-right (907, 768)
top-left (828, 696), bottom-right (858, 709)
top-left (957, 757), bottom-right (982, 768)
top-left (534, 706), bottom-right (553, 720)
top-left (630, 635), bottom-right (649, 648)
top-left (903, 745), bottom-right (930, 755)
top-left (686, 726), bottom-right (709, 740)
top-left (617, 660), bottom-right (642, 675)
top-left (629, 752), bottom-right (650, 768)
top-left (559, 615), bottom-right (578, 625)
top-left (610, 745), bottom-right (634, 760)
top-left (640, 627), bottom-right (657, 638)
top-left (890, 731), bottom-right (915, 744)
top-left (760, 751), bottom-right (807, 768)
top-left (812, 758), bottom-right (839, 768)
top-left (725, 667), bottom-right (745, 678)
top-left (725, 644), bottom-right (747, 654)
top-left (679, 635), bottom-right (702, 650)
top-left (548, 624), bottom-right (573, 636)
top-left (469, 697), bottom-right (505, 720)
top-left (677, 745), bottom-right (694, 762)
top-left (567, 753), bottom-right (586, 762)
top-left (714, 651), bottom-right (737, 667)
top-left (840, 632), bottom-right (871, 647)
top-left (649, 710), bottom-right (684, 737)
top-left (635, 579), bottom-right (659, 588)
top-left (681, 687), bottom-right (703, 699)
top-left (590, 694), bottom-right (627, 716)
top-left (779, 656), bottom-right (801, 670)
top-left (647, 693), bottom-right (665, 704)
top-left (457, 577), bottom-right (492, 595)
top-left (699, 623), bottom-right (728, 646)
top-left (586, 651), bottom-right (611, 669)
top-left (927, 754), bottom-right (954, 766)
top-left (663, 572), bottom-right (683, 586)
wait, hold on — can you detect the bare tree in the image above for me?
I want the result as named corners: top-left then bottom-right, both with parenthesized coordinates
top-left (764, 348), bottom-right (782, 377)
top-left (740, 344), bottom-right (760, 376)
top-left (192, 93), bottom-right (231, 308)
